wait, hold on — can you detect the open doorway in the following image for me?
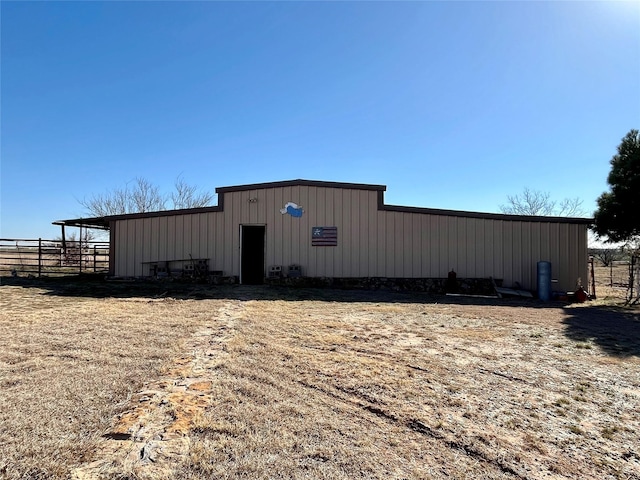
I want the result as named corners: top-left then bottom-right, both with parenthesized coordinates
top-left (240, 225), bottom-right (265, 285)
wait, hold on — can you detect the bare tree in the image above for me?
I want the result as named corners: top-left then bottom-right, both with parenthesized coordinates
top-left (500, 188), bottom-right (585, 217)
top-left (80, 176), bottom-right (214, 217)
top-left (556, 197), bottom-right (586, 217)
top-left (54, 230), bottom-right (96, 266)
top-left (589, 248), bottom-right (621, 267)
top-left (170, 175), bottom-right (215, 210)
top-left (80, 177), bottom-right (165, 216)
top-left (128, 178), bottom-right (165, 213)
top-left (55, 230), bottom-right (95, 248)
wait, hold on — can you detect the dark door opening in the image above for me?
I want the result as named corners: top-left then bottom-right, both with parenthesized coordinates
top-left (241, 225), bottom-right (265, 285)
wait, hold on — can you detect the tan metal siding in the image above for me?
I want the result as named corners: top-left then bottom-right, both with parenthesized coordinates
top-left (199, 214), bottom-right (208, 261)
top-left (515, 222), bottom-right (528, 287)
top-left (383, 211), bottom-right (395, 277)
top-left (223, 195), bottom-right (235, 275)
top-left (206, 212), bottom-right (222, 271)
top-left (137, 186), bottom-right (377, 279)
top-left (165, 216), bottom-right (174, 265)
top-left (115, 219), bottom-right (126, 275)
top-left (355, 190), bottom-right (367, 275)
top-left (579, 225), bottom-right (588, 287)
top-left (142, 218), bottom-right (152, 270)
top-left (538, 222), bottom-right (549, 265)
top-left (421, 215), bottom-right (430, 276)
top-left (130, 220), bottom-right (141, 271)
top-left (149, 217), bottom-right (159, 266)
top-left (351, 190), bottom-right (361, 277)
top-left (428, 215), bottom-right (438, 277)
top-left (389, 213), bottom-right (399, 276)
top-left (492, 220), bottom-right (504, 281)
top-left (307, 186), bottom-right (318, 275)
top-left (157, 217), bottom-right (167, 268)
top-left (367, 192), bottom-right (378, 276)
top-left (402, 214), bottom-right (412, 276)
top-left (436, 216), bottom-right (447, 276)
top-left (265, 188), bottom-right (276, 270)
top-left (376, 209), bottom-right (386, 277)
top-left (410, 215), bottom-right (421, 278)
top-left (192, 215), bottom-right (201, 258)
top-left (110, 184), bottom-right (587, 293)
top-left (327, 188), bottom-right (339, 276)
top-left (513, 222), bottom-right (524, 286)
top-left (483, 220), bottom-right (494, 277)
top-left (139, 218), bottom-right (151, 274)
top-left (291, 186), bottom-right (303, 268)
top-left (183, 216), bottom-right (192, 261)
top-left (131, 219), bottom-right (139, 275)
top-left (557, 224), bottom-right (570, 290)
top-left (502, 221), bottom-right (513, 285)
top-left (272, 186), bottom-right (285, 269)
top-left (338, 189), bottom-right (349, 276)
top-left (313, 187), bottom-right (324, 275)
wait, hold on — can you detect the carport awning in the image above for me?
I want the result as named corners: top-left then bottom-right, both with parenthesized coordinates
top-left (53, 216), bottom-right (110, 230)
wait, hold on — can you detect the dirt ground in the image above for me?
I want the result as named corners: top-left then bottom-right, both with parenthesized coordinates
top-left (1, 277), bottom-right (639, 479)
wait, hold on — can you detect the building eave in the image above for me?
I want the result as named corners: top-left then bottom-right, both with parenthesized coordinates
top-left (52, 218), bottom-right (110, 230)
top-left (380, 202), bottom-right (593, 224)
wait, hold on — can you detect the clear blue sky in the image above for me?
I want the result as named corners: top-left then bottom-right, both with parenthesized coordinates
top-left (1, 1), bottom-right (639, 239)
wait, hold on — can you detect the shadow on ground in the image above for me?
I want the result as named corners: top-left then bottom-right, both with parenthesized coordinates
top-left (3, 275), bottom-right (639, 358)
top-left (561, 305), bottom-right (640, 358)
top-left (0, 275), bottom-right (557, 306)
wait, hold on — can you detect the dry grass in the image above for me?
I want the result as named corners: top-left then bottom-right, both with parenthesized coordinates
top-left (591, 264), bottom-right (633, 304)
top-left (0, 281), bottom-right (214, 479)
top-left (1, 278), bottom-right (639, 479)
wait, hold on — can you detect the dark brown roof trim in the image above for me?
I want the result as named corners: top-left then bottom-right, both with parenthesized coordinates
top-left (99, 204), bottom-right (224, 222)
top-left (382, 204), bottom-right (592, 224)
top-left (52, 204), bottom-right (224, 227)
top-left (52, 218), bottom-right (110, 229)
top-left (216, 179), bottom-right (387, 194)
top-left (377, 192), bottom-right (591, 224)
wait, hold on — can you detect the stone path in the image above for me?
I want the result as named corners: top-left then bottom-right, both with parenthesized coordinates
top-left (72, 300), bottom-right (245, 479)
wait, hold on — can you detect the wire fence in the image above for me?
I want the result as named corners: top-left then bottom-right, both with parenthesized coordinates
top-left (630, 256), bottom-right (640, 304)
top-left (589, 255), bottom-right (640, 304)
top-left (0, 238), bottom-right (109, 277)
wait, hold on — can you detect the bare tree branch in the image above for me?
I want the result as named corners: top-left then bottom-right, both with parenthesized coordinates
top-left (500, 188), bottom-right (585, 217)
top-left (79, 176), bottom-right (213, 217)
top-left (128, 178), bottom-right (166, 213)
top-left (170, 175), bottom-right (215, 210)
top-left (556, 197), bottom-right (585, 217)
top-left (589, 248), bottom-right (621, 267)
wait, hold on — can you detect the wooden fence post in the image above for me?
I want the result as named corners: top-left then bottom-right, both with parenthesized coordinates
top-left (61, 225), bottom-right (67, 259)
top-left (79, 226), bottom-right (82, 274)
top-left (629, 256), bottom-right (636, 304)
top-left (38, 238), bottom-right (42, 278)
top-left (610, 262), bottom-right (613, 287)
top-left (589, 257), bottom-right (596, 299)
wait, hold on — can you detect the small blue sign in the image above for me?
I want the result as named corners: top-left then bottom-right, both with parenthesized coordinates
top-left (280, 202), bottom-right (304, 218)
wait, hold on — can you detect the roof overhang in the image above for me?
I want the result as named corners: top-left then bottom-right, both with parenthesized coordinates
top-left (53, 217), bottom-right (110, 230)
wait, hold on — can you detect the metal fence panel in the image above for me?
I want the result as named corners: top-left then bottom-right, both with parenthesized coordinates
top-left (0, 238), bottom-right (109, 277)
